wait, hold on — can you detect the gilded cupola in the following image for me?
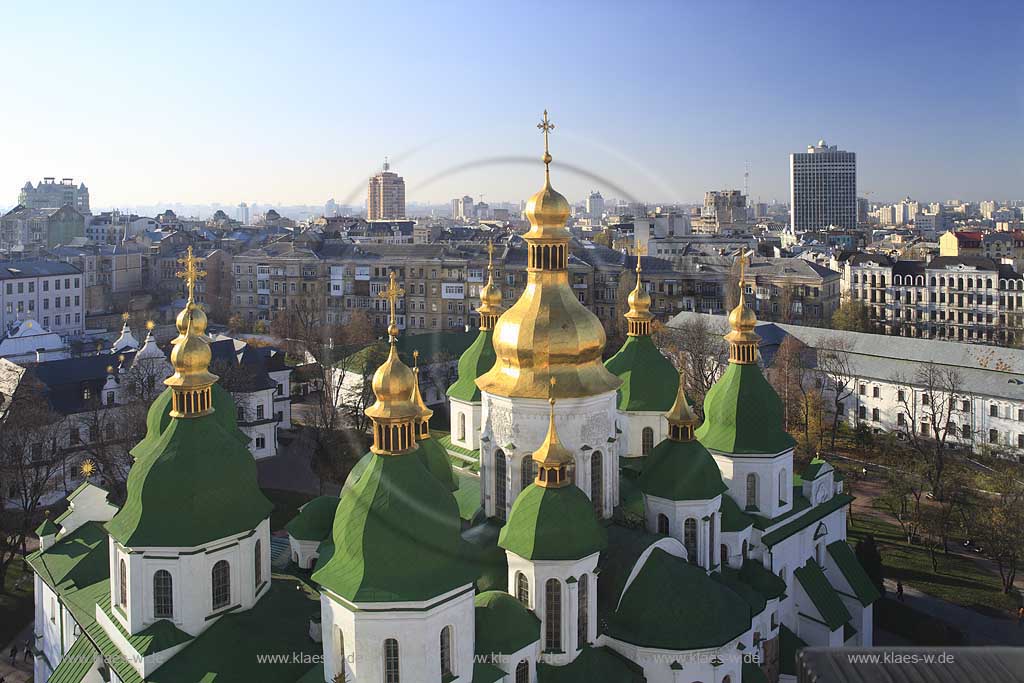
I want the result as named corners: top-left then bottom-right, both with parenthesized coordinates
top-left (477, 240), bottom-right (504, 330)
top-left (624, 248), bottom-right (653, 337)
top-left (410, 350), bottom-right (433, 439)
top-left (665, 370), bottom-right (699, 441)
top-left (365, 271), bottom-right (420, 455)
top-left (725, 250), bottom-right (760, 364)
top-left (164, 247), bottom-right (218, 418)
top-left (532, 378), bottom-right (574, 488)
top-left (476, 112), bottom-right (622, 399)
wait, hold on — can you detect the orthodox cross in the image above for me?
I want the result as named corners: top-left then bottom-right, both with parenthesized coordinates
top-left (176, 246), bottom-right (206, 302)
top-left (487, 239), bottom-right (495, 270)
top-left (736, 248), bottom-right (751, 285)
top-left (634, 242), bottom-right (647, 274)
top-left (379, 270), bottom-right (405, 330)
top-left (537, 110), bottom-right (555, 167)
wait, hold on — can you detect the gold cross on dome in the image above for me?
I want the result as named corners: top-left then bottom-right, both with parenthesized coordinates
top-left (537, 110), bottom-right (555, 165)
top-left (378, 270), bottom-right (405, 327)
top-left (736, 249), bottom-right (750, 285)
top-left (176, 246), bottom-right (207, 302)
top-left (121, 311), bottom-right (130, 322)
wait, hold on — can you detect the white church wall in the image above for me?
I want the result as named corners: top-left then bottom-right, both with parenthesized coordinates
top-left (617, 410), bottom-right (667, 459)
top-left (449, 397), bottom-right (481, 451)
top-left (711, 450), bottom-right (794, 520)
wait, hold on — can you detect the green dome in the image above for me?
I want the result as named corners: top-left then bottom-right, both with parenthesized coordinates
top-left (447, 329), bottom-right (496, 402)
top-left (463, 520), bottom-right (507, 593)
top-left (637, 438), bottom-right (727, 502)
top-left (474, 591), bottom-right (540, 656)
top-left (312, 448), bottom-right (476, 602)
top-left (133, 385), bottom-right (247, 458)
top-left (285, 495), bottom-right (339, 542)
top-left (107, 409), bottom-right (273, 548)
top-left (696, 362), bottom-right (796, 455)
top-left (498, 484), bottom-right (607, 561)
top-left (604, 335), bottom-right (678, 412)
top-left (418, 437), bottom-right (458, 492)
top-left (605, 548), bottom-right (752, 650)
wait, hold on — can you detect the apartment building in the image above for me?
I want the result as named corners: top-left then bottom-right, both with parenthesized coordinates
top-left (18, 177), bottom-right (90, 213)
top-left (843, 253), bottom-right (1024, 344)
top-left (0, 260), bottom-right (85, 338)
top-left (0, 205), bottom-right (85, 253)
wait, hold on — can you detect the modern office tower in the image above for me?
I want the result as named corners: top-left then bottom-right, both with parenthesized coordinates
top-left (451, 195), bottom-right (474, 220)
top-left (366, 158), bottom-right (406, 220)
top-left (237, 202), bottom-right (250, 224)
top-left (586, 190), bottom-right (605, 220)
top-left (19, 177), bottom-right (90, 213)
top-left (789, 140), bottom-right (856, 231)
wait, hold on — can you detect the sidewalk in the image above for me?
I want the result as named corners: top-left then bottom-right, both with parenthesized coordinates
top-left (884, 578), bottom-right (1024, 646)
top-left (0, 621), bottom-right (35, 682)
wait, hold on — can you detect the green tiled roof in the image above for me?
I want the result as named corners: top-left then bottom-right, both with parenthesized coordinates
top-left (48, 635), bottom-right (98, 683)
top-left (827, 540), bottom-right (882, 606)
top-left (844, 622), bottom-right (858, 641)
top-left (751, 488), bottom-right (810, 531)
top-left (313, 448), bottom-right (476, 602)
top-left (106, 398), bottom-right (272, 548)
top-left (418, 436), bottom-right (458, 492)
top-left (738, 559), bottom-right (787, 601)
top-left (285, 495), bottom-right (339, 542)
top-left (638, 437), bottom-right (727, 502)
top-left (96, 586), bottom-right (192, 656)
top-left (604, 335), bottom-right (678, 412)
top-left (696, 362), bottom-right (796, 455)
top-left (596, 526), bottom-right (665, 623)
top-left (743, 661), bottom-right (769, 683)
top-left (802, 458), bottom-right (832, 481)
top-left (36, 515), bottom-right (60, 537)
top-left (779, 625), bottom-right (807, 676)
top-left (473, 661), bottom-right (507, 683)
top-left (720, 495), bottom-right (754, 532)
top-left (463, 519), bottom-right (507, 593)
top-left (537, 645), bottom-right (645, 683)
top-left (474, 591), bottom-right (541, 656)
top-left (794, 559), bottom-right (851, 631)
top-left (605, 548), bottom-right (751, 650)
top-left (295, 664), bottom-right (325, 683)
top-left (713, 567), bottom-right (767, 615)
top-left (499, 484), bottom-right (607, 561)
top-left (436, 431), bottom-right (480, 460)
top-left (760, 494), bottom-right (853, 547)
top-left (454, 470), bottom-right (482, 522)
top-left (26, 521), bottom-right (108, 595)
top-left (447, 329), bottom-right (497, 402)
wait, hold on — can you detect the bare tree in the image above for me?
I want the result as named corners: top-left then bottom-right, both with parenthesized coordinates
top-left (891, 362), bottom-right (964, 501)
top-left (876, 451), bottom-right (928, 544)
top-left (768, 335), bottom-right (816, 446)
top-left (970, 467), bottom-right (1024, 593)
top-left (816, 337), bottom-right (856, 452)
top-left (653, 315), bottom-right (727, 417)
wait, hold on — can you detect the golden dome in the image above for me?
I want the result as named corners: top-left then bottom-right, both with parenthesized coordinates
top-left (476, 112), bottom-right (621, 399)
top-left (411, 351), bottom-right (433, 424)
top-left (165, 248), bottom-right (218, 417)
top-left (665, 370), bottom-right (699, 440)
top-left (728, 296), bottom-right (757, 332)
top-left (364, 271), bottom-right (420, 431)
top-left (168, 324), bottom-right (217, 388)
top-left (624, 255), bottom-right (653, 336)
top-left (173, 302), bottom-right (208, 343)
top-left (724, 251), bottom-right (760, 364)
top-left (479, 279), bottom-right (502, 310)
top-left (477, 240), bottom-right (503, 329)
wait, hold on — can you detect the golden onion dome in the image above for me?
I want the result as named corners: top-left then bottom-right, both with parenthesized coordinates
top-left (410, 353), bottom-right (433, 423)
top-left (523, 176), bottom-right (571, 239)
top-left (368, 344), bottom-right (417, 411)
top-left (728, 296), bottom-right (757, 332)
top-left (724, 252), bottom-right (761, 364)
top-left (479, 278), bottom-right (502, 310)
top-left (169, 330), bottom-right (216, 385)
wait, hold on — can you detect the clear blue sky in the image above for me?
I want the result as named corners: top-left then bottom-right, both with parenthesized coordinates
top-left (3, 0), bottom-right (1021, 208)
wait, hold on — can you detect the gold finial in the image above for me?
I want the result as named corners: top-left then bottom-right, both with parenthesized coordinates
top-left (478, 240), bottom-right (503, 329)
top-left (726, 248), bottom-right (759, 364)
top-left (487, 239), bottom-right (495, 271)
top-left (80, 459), bottom-right (96, 479)
top-left (410, 349), bottom-right (433, 439)
top-left (378, 271), bottom-right (405, 342)
top-left (665, 369), bottom-right (699, 441)
top-left (146, 320), bottom-right (156, 331)
top-left (533, 376), bottom-right (573, 489)
top-left (122, 312), bottom-right (130, 323)
top-left (537, 109), bottom-right (555, 170)
top-left (176, 246), bottom-right (207, 303)
top-left (106, 365), bottom-right (114, 374)
top-left (625, 243), bottom-right (653, 337)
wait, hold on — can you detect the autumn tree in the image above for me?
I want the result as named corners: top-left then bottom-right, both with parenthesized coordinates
top-left (816, 336), bottom-right (856, 452)
top-left (653, 315), bottom-right (727, 417)
top-left (831, 296), bottom-right (872, 333)
top-left (768, 336), bottom-right (813, 442)
top-left (969, 467), bottom-right (1024, 594)
top-left (876, 450), bottom-right (928, 544)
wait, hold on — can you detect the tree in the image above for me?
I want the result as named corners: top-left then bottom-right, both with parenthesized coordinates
top-left (891, 362), bottom-right (964, 501)
top-left (970, 468), bottom-right (1024, 594)
top-left (768, 335), bottom-right (815, 440)
top-left (0, 374), bottom-right (70, 591)
top-left (653, 315), bottom-right (727, 417)
top-left (816, 337), bottom-right (856, 452)
top-left (854, 534), bottom-right (884, 595)
top-left (876, 450), bottom-right (928, 544)
top-left (831, 296), bottom-right (872, 333)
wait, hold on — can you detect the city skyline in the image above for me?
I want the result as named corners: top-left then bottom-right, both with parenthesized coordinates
top-left (3, 1), bottom-right (1022, 207)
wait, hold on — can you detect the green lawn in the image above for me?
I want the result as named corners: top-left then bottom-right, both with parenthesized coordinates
top-left (847, 505), bottom-right (1020, 617)
top-left (263, 489), bottom-right (315, 532)
top-left (0, 557), bottom-right (35, 644)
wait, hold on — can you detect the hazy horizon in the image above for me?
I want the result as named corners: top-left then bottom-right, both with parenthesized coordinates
top-left (4, 0), bottom-right (1022, 209)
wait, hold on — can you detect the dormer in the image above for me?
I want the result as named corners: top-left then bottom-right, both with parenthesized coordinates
top-left (801, 458), bottom-right (835, 505)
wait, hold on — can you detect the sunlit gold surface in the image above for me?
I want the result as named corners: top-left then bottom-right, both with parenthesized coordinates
top-left (533, 378), bottom-right (573, 488)
top-left (365, 272), bottom-right (419, 423)
top-left (724, 250), bottom-right (760, 362)
top-left (665, 370), bottom-right (698, 432)
top-left (165, 247), bottom-right (218, 408)
top-left (477, 240), bottom-right (503, 329)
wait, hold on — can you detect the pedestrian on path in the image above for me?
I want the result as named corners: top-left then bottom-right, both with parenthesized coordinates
top-left (1017, 605), bottom-right (1023, 627)
top-left (23, 638), bottom-right (32, 662)
top-left (896, 579), bottom-right (905, 602)
top-left (7, 644), bottom-right (15, 665)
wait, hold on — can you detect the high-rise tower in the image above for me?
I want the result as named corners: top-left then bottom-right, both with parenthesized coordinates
top-left (366, 157), bottom-right (406, 220)
top-left (789, 140), bottom-right (856, 231)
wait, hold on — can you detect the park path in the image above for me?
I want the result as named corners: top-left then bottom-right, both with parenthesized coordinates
top-left (884, 578), bottom-right (1024, 646)
top-left (0, 621), bottom-right (35, 682)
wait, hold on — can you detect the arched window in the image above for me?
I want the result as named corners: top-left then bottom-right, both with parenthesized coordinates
top-left (495, 450), bottom-right (507, 521)
top-left (440, 626), bottom-right (453, 678)
top-left (742, 539), bottom-right (749, 561)
top-left (745, 473), bottom-right (758, 509)
top-left (720, 544), bottom-right (729, 568)
top-left (779, 469), bottom-right (788, 504)
top-left (334, 627), bottom-right (346, 680)
top-left (384, 638), bottom-right (400, 683)
top-left (153, 570), bottom-right (173, 618)
top-left (119, 558), bottom-right (127, 607)
top-left (590, 452), bottom-right (603, 517)
top-left (657, 513), bottom-right (669, 536)
top-left (641, 427), bottom-right (654, 455)
top-left (545, 579), bottom-right (561, 651)
top-left (458, 413), bottom-right (466, 442)
top-left (577, 574), bottom-right (589, 646)
top-left (521, 456), bottom-right (534, 491)
top-left (707, 513), bottom-right (715, 568)
top-left (779, 566), bottom-right (787, 585)
top-left (254, 539), bottom-right (262, 588)
top-left (684, 518), bottom-right (698, 563)
top-left (212, 560), bottom-right (230, 610)
top-left (516, 572), bottom-right (530, 606)
top-left (516, 660), bottom-right (530, 683)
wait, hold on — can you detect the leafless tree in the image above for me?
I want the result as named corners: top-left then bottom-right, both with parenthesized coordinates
top-left (876, 450), bottom-right (929, 544)
top-left (654, 315), bottom-right (727, 417)
top-left (768, 335), bottom-right (814, 442)
top-left (816, 337), bottom-right (856, 452)
top-left (970, 467), bottom-right (1024, 593)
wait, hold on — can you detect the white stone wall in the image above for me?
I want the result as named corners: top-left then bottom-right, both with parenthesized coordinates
top-left (449, 397), bottom-right (481, 451)
top-left (711, 450), bottom-right (794, 520)
top-left (643, 495), bottom-right (722, 569)
top-left (617, 410), bottom-right (668, 459)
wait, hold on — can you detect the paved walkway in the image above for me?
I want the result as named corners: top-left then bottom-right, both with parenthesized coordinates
top-left (884, 578), bottom-right (1024, 646)
top-left (0, 621), bottom-right (35, 682)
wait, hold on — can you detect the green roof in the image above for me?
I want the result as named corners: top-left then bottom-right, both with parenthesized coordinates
top-left (454, 470), bottom-right (483, 522)
top-left (313, 448), bottom-right (476, 602)
top-left (779, 625), bottom-right (807, 676)
top-left (26, 521), bottom-right (108, 596)
top-left (713, 567), bottom-right (767, 615)
top-left (801, 458), bottom-right (832, 481)
top-left (604, 335), bottom-right (678, 412)
top-left (794, 559), bottom-right (851, 631)
top-left (418, 436), bottom-right (458, 492)
top-left (752, 488), bottom-right (810, 530)
top-left (96, 585), bottom-right (192, 656)
top-left (737, 558), bottom-right (787, 600)
top-left (463, 519), bottom-right (507, 593)
top-left (285, 496), bottom-right (339, 542)
top-left (844, 622), bottom-right (858, 641)
top-left (36, 515), bottom-right (60, 537)
top-left (474, 591), bottom-right (541, 656)
top-left (472, 661), bottom-right (507, 683)
top-left (106, 404), bottom-right (273, 548)
top-left (696, 362), bottom-right (796, 455)
top-left (537, 646), bottom-right (645, 683)
top-left (447, 329), bottom-right (497, 402)
top-left (743, 661), bottom-right (769, 683)
top-left (605, 548), bottom-right (751, 650)
top-left (637, 437), bottom-right (727, 502)
top-left (720, 495), bottom-right (754, 532)
top-left (499, 484), bottom-right (607, 561)
top-left (760, 494), bottom-right (853, 547)
top-left (48, 634), bottom-right (99, 683)
top-left (827, 540), bottom-right (882, 606)
top-left (134, 385), bottom-right (248, 456)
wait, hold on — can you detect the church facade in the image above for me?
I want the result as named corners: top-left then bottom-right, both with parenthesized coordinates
top-left (29, 119), bottom-right (876, 683)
